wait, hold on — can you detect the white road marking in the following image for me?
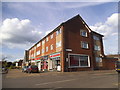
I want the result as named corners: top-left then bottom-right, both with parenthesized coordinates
top-left (36, 78), bottom-right (77, 86)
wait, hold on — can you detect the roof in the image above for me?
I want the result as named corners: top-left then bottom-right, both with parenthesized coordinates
top-left (28, 14), bottom-right (103, 51)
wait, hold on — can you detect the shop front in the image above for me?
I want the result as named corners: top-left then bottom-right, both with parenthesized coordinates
top-left (49, 52), bottom-right (61, 71)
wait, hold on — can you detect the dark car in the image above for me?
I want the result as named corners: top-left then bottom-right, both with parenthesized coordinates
top-left (26, 65), bottom-right (39, 73)
top-left (116, 61), bottom-right (120, 73)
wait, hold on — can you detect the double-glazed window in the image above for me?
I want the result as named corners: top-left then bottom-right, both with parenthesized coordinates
top-left (46, 37), bottom-right (49, 42)
top-left (50, 44), bottom-right (53, 50)
top-left (37, 43), bottom-right (41, 47)
top-left (42, 49), bottom-right (44, 53)
top-left (93, 35), bottom-right (99, 40)
top-left (81, 41), bottom-right (89, 49)
top-left (94, 45), bottom-right (100, 51)
top-left (50, 34), bottom-right (53, 39)
top-left (69, 55), bottom-right (90, 67)
top-left (36, 50), bottom-right (40, 55)
top-left (56, 41), bottom-right (61, 48)
top-left (42, 40), bottom-right (45, 45)
top-left (56, 28), bottom-right (61, 35)
top-left (46, 46), bottom-right (48, 52)
top-left (80, 30), bottom-right (87, 37)
top-left (95, 57), bottom-right (102, 62)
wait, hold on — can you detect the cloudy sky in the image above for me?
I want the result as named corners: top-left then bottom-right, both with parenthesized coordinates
top-left (1, 1), bottom-right (119, 62)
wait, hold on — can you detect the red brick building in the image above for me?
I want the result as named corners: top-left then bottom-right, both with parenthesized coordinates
top-left (25, 14), bottom-right (114, 72)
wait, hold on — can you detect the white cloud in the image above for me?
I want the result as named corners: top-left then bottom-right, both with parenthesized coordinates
top-left (90, 13), bottom-right (118, 39)
top-left (0, 18), bottom-right (43, 49)
top-left (90, 13), bottom-right (119, 55)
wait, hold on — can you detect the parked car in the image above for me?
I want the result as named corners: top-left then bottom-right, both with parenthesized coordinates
top-left (26, 65), bottom-right (39, 73)
top-left (2, 67), bottom-right (8, 74)
top-left (116, 61), bottom-right (120, 73)
top-left (22, 66), bottom-right (28, 72)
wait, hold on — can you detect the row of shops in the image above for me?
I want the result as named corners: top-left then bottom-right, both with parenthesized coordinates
top-left (28, 52), bottom-right (61, 72)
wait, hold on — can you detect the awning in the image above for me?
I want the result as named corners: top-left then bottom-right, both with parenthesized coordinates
top-left (50, 52), bottom-right (60, 59)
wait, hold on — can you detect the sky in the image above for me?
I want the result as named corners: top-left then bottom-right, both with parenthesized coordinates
top-left (0, 1), bottom-right (119, 62)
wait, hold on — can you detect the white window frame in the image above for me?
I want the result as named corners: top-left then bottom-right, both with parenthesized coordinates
top-left (46, 46), bottom-right (48, 52)
top-left (36, 50), bottom-right (40, 55)
top-left (81, 41), bottom-right (89, 49)
top-left (68, 53), bottom-right (90, 68)
top-left (80, 30), bottom-right (87, 37)
top-left (50, 44), bottom-right (53, 50)
top-left (56, 28), bottom-right (61, 35)
top-left (46, 37), bottom-right (49, 42)
top-left (42, 40), bottom-right (45, 45)
top-left (56, 41), bottom-right (61, 48)
top-left (94, 45), bottom-right (100, 51)
top-left (42, 49), bottom-right (44, 54)
top-left (37, 43), bottom-right (41, 47)
top-left (50, 34), bottom-right (53, 39)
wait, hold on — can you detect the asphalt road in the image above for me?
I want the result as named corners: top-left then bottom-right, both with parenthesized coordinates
top-left (2, 69), bottom-right (119, 89)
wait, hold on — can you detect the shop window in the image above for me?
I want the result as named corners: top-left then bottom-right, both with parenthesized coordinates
top-left (94, 45), bottom-right (100, 51)
top-left (70, 55), bottom-right (79, 67)
top-left (80, 30), bottom-right (87, 37)
top-left (80, 56), bottom-right (89, 66)
top-left (81, 41), bottom-right (89, 49)
top-left (69, 54), bottom-right (90, 67)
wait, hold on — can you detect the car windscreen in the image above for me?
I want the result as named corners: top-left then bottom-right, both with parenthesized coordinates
top-left (31, 66), bottom-right (38, 68)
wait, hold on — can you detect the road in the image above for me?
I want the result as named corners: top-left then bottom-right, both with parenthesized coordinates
top-left (2, 69), bottom-right (119, 89)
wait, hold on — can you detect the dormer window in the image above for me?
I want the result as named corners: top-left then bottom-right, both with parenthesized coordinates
top-left (80, 30), bottom-right (87, 37)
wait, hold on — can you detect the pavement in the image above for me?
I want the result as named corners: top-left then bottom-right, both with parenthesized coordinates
top-left (2, 69), bottom-right (119, 89)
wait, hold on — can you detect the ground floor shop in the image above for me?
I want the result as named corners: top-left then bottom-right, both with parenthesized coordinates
top-left (27, 52), bottom-right (117, 72)
top-left (29, 52), bottom-right (61, 72)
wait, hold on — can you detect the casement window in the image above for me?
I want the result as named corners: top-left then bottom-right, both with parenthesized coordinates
top-left (94, 45), bottom-right (100, 51)
top-left (34, 46), bottom-right (36, 50)
top-left (96, 57), bottom-right (103, 67)
top-left (50, 34), bottom-right (53, 39)
top-left (81, 41), bottom-right (89, 49)
top-left (56, 28), bottom-right (61, 35)
top-left (50, 44), bottom-right (53, 50)
top-left (80, 30), bottom-right (87, 37)
top-left (42, 49), bottom-right (44, 53)
top-left (37, 43), bottom-right (41, 47)
top-left (46, 37), bottom-right (49, 42)
top-left (46, 46), bottom-right (48, 52)
top-left (36, 50), bottom-right (40, 55)
top-left (93, 35), bottom-right (99, 40)
top-left (69, 54), bottom-right (90, 67)
top-left (56, 41), bottom-right (61, 48)
top-left (95, 57), bottom-right (102, 63)
top-left (42, 40), bottom-right (45, 45)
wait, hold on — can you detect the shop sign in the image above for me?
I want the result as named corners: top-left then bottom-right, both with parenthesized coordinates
top-left (66, 49), bottom-right (72, 52)
top-left (50, 52), bottom-right (60, 59)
